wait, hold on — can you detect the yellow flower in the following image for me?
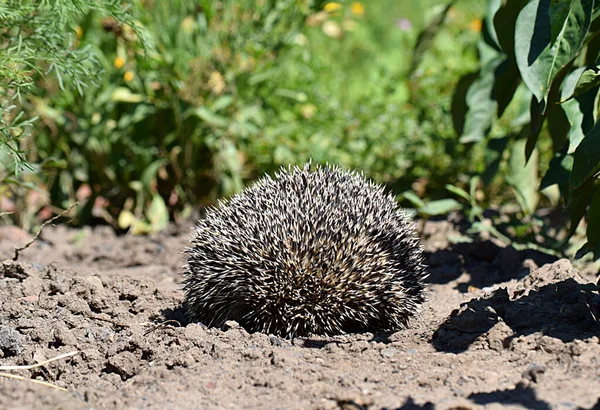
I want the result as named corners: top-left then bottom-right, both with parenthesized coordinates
top-left (74, 26), bottom-right (83, 38)
top-left (114, 57), bottom-right (125, 69)
top-left (324, 2), bottom-right (342, 13)
top-left (350, 2), bottom-right (365, 17)
top-left (470, 19), bottom-right (482, 33)
top-left (123, 71), bottom-right (134, 82)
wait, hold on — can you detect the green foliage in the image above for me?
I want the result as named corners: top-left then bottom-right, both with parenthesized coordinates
top-left (0, 0), bottom-right (145, 174)
top-left (9, 0), bottom-right (486, 230)
top-left (454, 0), bottom-right (600, 259)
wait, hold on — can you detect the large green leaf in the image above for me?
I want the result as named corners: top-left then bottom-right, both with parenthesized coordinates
top-left (559, 67), bottom-right (600, 153)
top-left (493, 0), bottom-right (529, 60)
top-left (570, 119), bottom-right (600, 190)
top-left (515, 0), bottom-right (593, 110)
top-left (458, 16), bottom-right (512, 143)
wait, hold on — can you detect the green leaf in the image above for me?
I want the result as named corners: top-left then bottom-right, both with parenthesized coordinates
top-left (570, 119), bottom-right (600, 190)
top-left (187, 107), bottom-right (228, 128)
top-left (566, 180), bottom-right (596, 239)
top-left (399, 191), bottom-right (426, 209)
top-left (586, 186), bottom-right (600, 260)
top-left (549, 0), bottom-right (576, 44)
top-left (420, 199), bottom-right (462, 216)
top-left (546, 99), bottom-right (571, 150)
top-left (559, 67), bottom-right (600, 153)
top-left (515, 0), bottom-right (593, 109)
top-left (540, 149), bottom-right (573, 197)
top-left (451, 72), bottom-right (479, 137)
top-left (526, 96), bottom-right (543, 161)
top-left (445, 184), bottom-right (471, 201)
top-left (493, 0), bottom-right (529, 60)
top-left (212, 95), bottom-right (234, 112)
top-left (507, 138), bottom-right (539, 215)
top-left (561, 66), bottom-right (600, 102)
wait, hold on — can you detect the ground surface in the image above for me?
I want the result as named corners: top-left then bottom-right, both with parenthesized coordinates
top-left (0, 220), bottom-right (599, 410)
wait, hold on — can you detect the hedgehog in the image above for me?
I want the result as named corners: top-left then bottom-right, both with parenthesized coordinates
top-left (183, 163), bottom-right (427, 338)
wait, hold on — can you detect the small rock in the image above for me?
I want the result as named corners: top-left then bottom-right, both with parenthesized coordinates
top-left (223, 320), bottom-right (240, 330)
top-left (0, 326), bottom-right (23, 357)
top-left (86, 276), bottom-right (104, 290)
top-left (269, 335), bottom-right (284, 347)
top-left (522, 363), bottom-right (545, 383)
top-left (106, 351), bottom-right (139, 381)
top-left (380, 347), bottom-right (397, 358)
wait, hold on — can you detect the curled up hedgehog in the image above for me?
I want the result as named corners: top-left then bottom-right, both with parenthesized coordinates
top-left (183, 164), bottom-right (427, 338)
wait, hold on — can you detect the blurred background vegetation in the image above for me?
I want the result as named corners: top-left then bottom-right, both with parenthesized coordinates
top-left (0, 0), bottom-right (597, 266)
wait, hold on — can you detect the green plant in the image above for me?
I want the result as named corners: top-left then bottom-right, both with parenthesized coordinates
top-left (453, 0), bottom-right (600, 260)
top-left (0, 0), bottom-right (146, 227)
top-left (21, 0), bottom-right (487, 232)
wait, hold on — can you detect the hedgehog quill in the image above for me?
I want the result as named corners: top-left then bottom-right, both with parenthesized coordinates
top-left (183, 164), bottom-right (427, 338)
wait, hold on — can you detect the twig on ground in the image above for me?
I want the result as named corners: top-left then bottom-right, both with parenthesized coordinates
top-left (13, 202), bottom-right (79, 261)
top-left (0, 350), bottom-right (79, 392)
top-left (0, 350), bottom-right (79, 371)
top-left (0, 372), bottom-right (67, 391)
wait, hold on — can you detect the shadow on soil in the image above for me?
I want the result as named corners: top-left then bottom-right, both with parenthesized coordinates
top-left (425, 240), bottom-right (558, 290)
top-left (431, 277), bottom-right (600, 353)
top-left (468, 383), bottom-right (550, 410)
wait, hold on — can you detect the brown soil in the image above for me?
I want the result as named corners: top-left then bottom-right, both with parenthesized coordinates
top-left (0, 220), bottom-right (599, 410)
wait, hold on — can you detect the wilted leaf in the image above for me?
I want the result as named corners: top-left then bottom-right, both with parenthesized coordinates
top-left (515, 0), bottom-right (592, 109)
